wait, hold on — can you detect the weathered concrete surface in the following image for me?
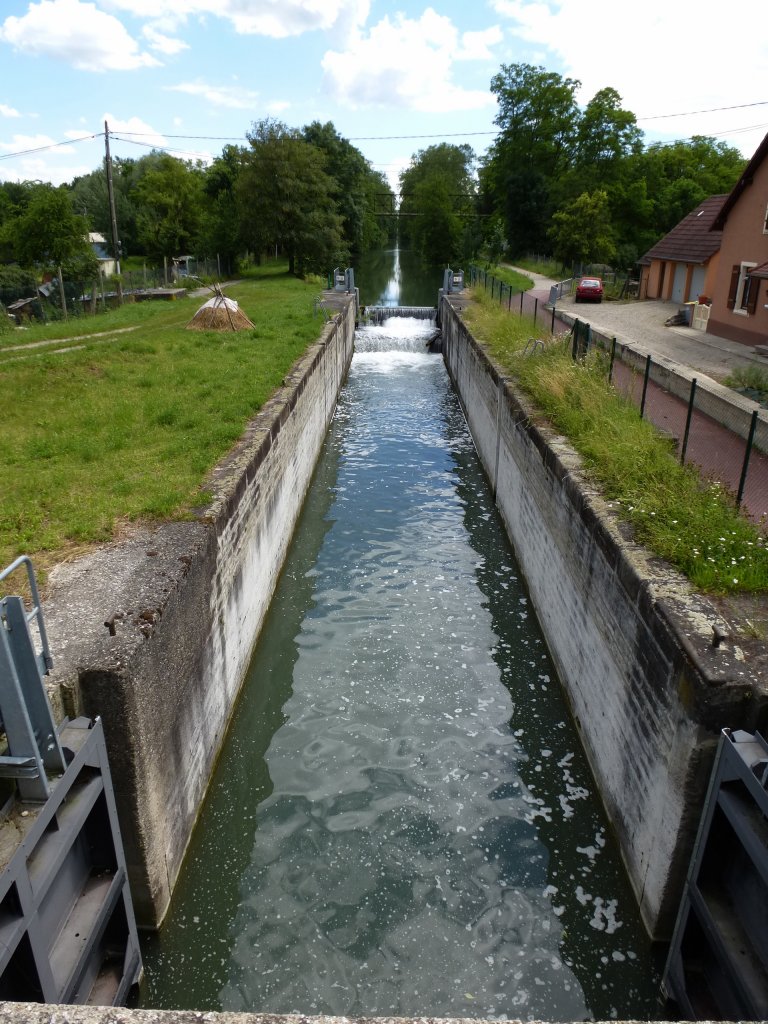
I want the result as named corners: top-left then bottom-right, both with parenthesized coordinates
top-left (441, 294), bottom-right (768, 939)
top-left (42, 294), bottom-right (356, 928)
top-left (0, 1008), bottom-right (695, 1024)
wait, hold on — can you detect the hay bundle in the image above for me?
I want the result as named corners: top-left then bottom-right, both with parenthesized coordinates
top-left (186, 286), bottom-right (254, 331)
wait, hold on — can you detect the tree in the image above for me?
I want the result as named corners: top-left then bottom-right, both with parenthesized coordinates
top-left (548, 190), bottom-right (616, 268)
top-left (69, 157), bottom-right (140, 257)
top-left (199, 145), bottom-right (245, 272)
top-left (237, 119), bottom-right (346, 275)
top-left (484, 63), bottom-right (580, 254)
top-left (133, 153), bottom-right (205, 263)
top-left (0, 183), bottom-right (95, 272)
top-left (301, 121), bottom-right (392, 257)
top-left (399, 143), bottom-right (476, 264)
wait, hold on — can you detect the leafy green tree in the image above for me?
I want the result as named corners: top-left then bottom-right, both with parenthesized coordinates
top-left (484, 63), bottom-right (580, 255)
top-left (133, 153), bottom-right (205, 263)
top-left (69, 157), bottom-right (140, 257)
top-left (399, 143), bottom-right (476, 264)
top-left (548, 190), bottom-right (616, 268)
top-left (198, 144), bottom-right (245, 272)
top-left (0, 183), bottom-right (95, 272)
top-left (237, 118), bottom-right (346, 275)
top-left (301, 121), bottom-right (392, 257)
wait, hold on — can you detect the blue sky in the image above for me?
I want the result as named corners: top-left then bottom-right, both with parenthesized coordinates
top-left (0, 0), bottom-right (766, 190)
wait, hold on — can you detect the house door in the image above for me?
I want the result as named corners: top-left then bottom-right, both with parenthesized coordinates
top-left (671, 264), bottom-right (687, 304)
top-left (690, 266), bottom-right (707, 302)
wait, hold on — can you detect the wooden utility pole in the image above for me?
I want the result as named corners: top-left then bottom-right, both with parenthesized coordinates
top-left (104, 120), bottom-right (123, 304)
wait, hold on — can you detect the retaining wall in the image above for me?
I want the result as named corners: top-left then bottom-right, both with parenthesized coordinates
top-left (441, 295), bottom-right (768, 938)
top-left (44, 295), bottom-right (356, 928)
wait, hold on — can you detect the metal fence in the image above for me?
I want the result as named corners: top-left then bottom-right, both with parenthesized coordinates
top-left (467, 266), bottom-right (768, 529)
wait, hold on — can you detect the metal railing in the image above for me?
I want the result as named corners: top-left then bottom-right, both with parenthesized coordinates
top-left (467, 266), bottom-right (768, 528)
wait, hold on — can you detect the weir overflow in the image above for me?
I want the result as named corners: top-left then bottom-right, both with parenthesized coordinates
top-left (139, 310), bottom-right (662, 1019)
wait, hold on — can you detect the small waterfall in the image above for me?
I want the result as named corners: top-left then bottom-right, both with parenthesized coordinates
top-left (355, 314), bottom-right (440, 354)
top-left (364, 305), bottom-right (437, 324)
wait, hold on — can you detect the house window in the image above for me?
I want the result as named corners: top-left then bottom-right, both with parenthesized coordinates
top-left (727, 262), bottom-right (759, 315)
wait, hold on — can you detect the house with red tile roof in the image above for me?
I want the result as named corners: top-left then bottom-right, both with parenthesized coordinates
top-left (638, 194), bottom-right (725, 304)
top-left (707, 132), bottom-right (768, 348)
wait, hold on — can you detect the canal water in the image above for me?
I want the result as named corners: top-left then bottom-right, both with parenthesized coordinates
top-left (139, 254), bottom-right (663, 1020)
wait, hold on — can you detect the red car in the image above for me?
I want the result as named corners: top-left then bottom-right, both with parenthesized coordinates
top-left (575, 277), bottom-right (603, 303)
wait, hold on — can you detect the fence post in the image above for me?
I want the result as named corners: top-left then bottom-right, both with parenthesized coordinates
top-left (640, 354), bottom-right (652, 418)
top-left (571, 320), bottom-right (580, 361)
top-left (551, 304), bottom-right (556, 333)
top-left (680, 378), bottom-right (697, 465)
top-left (736, 410), bottom-right (759, 509)
top-left (533, 297), bottom-right (538, 327)
top-left (519, 292), bottom-right (524, 315)
top-left (508, 289), bottom-right (512, 311)
top-left (57, 266), bottom-right (68, 320)
top-left (608, 338), bottom-right (617, 383)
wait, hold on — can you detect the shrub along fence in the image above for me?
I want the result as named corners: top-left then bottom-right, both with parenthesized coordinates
top-left (467, 266), bottom-right (768, 529)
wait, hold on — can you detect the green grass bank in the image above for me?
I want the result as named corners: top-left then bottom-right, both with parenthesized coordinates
top-left (1, 263), bottom-right (325, 586)
top-left (462, 286), bottom-right (768, 595)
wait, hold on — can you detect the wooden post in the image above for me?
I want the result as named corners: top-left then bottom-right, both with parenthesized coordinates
top-left (57, 266), bottom-right (68, 320)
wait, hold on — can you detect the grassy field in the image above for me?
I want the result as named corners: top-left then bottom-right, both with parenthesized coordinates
top-left (1, 263), bottom-right (327, 584)
top-left (462, 287), bottom-right (768, 595)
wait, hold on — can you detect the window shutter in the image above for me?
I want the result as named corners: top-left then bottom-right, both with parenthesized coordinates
top-left (747, 276), bottom-right (760, 315)
top-left (727, 265), bottom-right (740, 309)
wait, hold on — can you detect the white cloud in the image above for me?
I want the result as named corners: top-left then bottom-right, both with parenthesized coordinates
top-left (491, 0), bottom-right (768, 156)
top-left (266, 100), bottom-right (291, 114)
top-left (166, 81), bottom-right (258, 110)
top-left (102, 113), bottom-right (168, 148)
top-left (455, 26), bottom-right (503, 61)
top-left (0, 157), bottom-right (93, 185)
top-left (142, 24), bottom-right (188, 55)
top-left (0, 131), bottom-right (68, 153)
top-left (322, 9), bottom-right (498, 112)
top-left (0, 0), bottom-right (160, 71)
top-left (100, 0), bottom-right (369, 38)
top-left (0, 103), bottom-right (21, 117)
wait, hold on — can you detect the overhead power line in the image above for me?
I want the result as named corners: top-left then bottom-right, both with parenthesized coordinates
top-left (0, 133), bottom-right (98, 162)
top-left (1, 100), bottom-right (767, 165)
top-left (638, 100), bottom-right (768, 121)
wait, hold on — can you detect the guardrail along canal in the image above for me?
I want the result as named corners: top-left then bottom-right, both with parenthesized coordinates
top-left (140, 316), bottom-right (662, 1020)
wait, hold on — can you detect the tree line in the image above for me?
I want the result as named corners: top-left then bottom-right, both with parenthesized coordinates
top-left (0, 63), bottom-right (750, 289)
top-left (401, 64), bottom-right (746, 270)
top-left (0, 119), bottom-right (396, 291)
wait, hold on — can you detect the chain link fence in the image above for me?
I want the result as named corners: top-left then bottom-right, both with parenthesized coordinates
top-left (468, 266), bottom-right (768, 529)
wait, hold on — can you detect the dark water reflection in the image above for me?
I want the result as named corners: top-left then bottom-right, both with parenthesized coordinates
top-left (356, 247), bottom-right (445, 307)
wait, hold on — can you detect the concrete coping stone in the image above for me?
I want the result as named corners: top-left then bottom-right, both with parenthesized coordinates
top-left (0, 1007), bottom-right (703, 1024)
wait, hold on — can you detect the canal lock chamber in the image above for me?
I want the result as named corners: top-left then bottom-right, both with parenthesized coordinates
top-left (137, 311), bottom-right (664, 1020)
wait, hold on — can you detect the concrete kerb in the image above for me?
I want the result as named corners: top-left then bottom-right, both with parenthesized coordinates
top-left (555, 306), bottom-right (768, 454)
top-left (0, 1007), bottom-right (696, 1024)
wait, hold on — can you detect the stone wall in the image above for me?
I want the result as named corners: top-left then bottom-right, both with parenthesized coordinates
top-left (441, 295), bottom-right (768, 938)
top-left (44, 296), bottom-right (356, 928)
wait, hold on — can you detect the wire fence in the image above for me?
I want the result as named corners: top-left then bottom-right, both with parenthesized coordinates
top-left (468, 266), bottom-right (768, 529)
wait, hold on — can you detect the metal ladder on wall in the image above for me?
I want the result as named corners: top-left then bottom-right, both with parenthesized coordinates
top-left (0, 556), bottom-right (142, 1005)
top-left (0, 556), bottom-right (67, 802)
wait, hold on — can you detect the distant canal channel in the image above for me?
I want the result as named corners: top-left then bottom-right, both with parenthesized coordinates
top-left (138, 253), bottom-right (663, 1020)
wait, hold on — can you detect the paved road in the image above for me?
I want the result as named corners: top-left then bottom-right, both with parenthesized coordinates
top-left (521, 269), bottom-right (768, 383)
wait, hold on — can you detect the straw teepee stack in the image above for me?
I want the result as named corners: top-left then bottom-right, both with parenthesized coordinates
top-left (186, 284), bottom-right (255, 331)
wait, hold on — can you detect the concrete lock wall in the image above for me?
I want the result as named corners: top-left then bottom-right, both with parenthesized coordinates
top-left (440, 295), bottom-right (768, 939)
top-left (45, 295), bottom-right (356, 929)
